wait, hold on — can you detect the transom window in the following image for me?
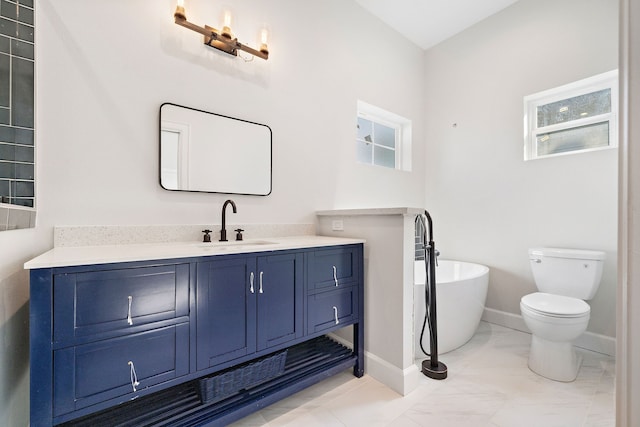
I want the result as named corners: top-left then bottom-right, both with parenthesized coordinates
top-left (523, 70), bottom-right (618, 161)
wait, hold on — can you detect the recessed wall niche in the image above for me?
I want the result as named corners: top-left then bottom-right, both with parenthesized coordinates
top-left (0, 0), bottom-right (35, 231)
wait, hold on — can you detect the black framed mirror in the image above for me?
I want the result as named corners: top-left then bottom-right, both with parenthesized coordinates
top-left (159, 103), bottom-right (272, 196)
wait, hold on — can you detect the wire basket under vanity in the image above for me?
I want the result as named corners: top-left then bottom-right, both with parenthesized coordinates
top-left (197, 350), bottom-right (288, 404)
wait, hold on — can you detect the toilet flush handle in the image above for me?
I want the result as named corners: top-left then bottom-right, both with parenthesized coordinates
top-left (532, 258), bottom-right (542, 263)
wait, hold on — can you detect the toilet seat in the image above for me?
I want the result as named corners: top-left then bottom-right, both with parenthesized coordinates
top-left (521, 292), bottom-right (590, 318)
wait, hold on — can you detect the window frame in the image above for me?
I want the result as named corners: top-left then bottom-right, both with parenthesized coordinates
top-left (356, 113), bottom-right (400, 169)
top-left (356, 100), bottom-right (412, 171)
top-left (523, 70), bottom-right (618, 161)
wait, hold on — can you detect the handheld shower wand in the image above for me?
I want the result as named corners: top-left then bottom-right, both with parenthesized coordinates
top-left (416, 210), bottom-right (448, 380)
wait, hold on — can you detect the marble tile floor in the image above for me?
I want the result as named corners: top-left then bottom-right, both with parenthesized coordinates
top-left (229, 321), bottom-right (615, 427)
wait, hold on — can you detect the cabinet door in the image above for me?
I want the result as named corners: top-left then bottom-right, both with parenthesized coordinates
top-left (196, 257), bottom-right (257, 370)
top-left (256, 253), bottom-right (304, 351)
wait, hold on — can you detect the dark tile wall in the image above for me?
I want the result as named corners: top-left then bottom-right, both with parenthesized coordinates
top-left (0, 0), bottom-right (34, 209)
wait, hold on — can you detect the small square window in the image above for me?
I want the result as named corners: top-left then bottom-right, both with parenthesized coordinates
top-left (356, 101), bottom-right (411, 171)
top-left (524, 70), bottom-right (618, 161)
top-left (356, 117), bottom-right (397, 168)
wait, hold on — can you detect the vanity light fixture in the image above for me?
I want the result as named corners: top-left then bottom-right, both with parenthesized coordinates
top-left (173, 0), bottom-right (269, 60)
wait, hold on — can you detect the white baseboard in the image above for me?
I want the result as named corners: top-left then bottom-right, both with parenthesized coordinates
top-left (482, 307), bottom-right (529, 333)
top-left (327, 332), bottom-right (353, 350)
top-left (364, 352), bottom-right (420, 396)
top-left (327, 332), bottom-right (420, 396)
top-left (482, 307), bottom-right (616, 357)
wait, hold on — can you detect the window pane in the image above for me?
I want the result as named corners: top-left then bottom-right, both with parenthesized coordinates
top-left (537, 89), bottom-right (611, 127)
top-left (374, 122), bottom-right (395, 148)
top-left (536, 122), bottom-right (609, 156)
top-left (356, 140), bottom-right (373, 164)
top-left (374, 145), bottom-right (395, 168)
top-left (357, 117), bottom-right (373, 142)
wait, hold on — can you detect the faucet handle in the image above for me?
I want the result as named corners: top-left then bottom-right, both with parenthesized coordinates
top-left (235, 228), bottom-right (244, 241)
top-left (202, 229), bottom-right (212, 243)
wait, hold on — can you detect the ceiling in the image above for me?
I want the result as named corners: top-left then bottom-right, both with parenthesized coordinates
top-left (354, 0), bottom-right (521, 50)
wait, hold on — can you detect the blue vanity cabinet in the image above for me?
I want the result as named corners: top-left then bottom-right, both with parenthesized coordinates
top-left (196, 251), bottom-right (304, 371)
top-left (29, 242), bottom-right (364, 427)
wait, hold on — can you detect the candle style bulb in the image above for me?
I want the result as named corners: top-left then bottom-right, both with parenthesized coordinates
top-left (222, 10), bottom-right (233, 38)
top-left (174, 0), bottom-right (186, 20)
top-left (259, 27), bottom-right (269, 54)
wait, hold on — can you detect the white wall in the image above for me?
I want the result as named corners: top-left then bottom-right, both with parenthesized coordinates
top-left (36, 0), bottom-right (426, 229)
top-left (0, 1), bottom-right (426, 425)
top-left (423, 0), bottom-right (618, 338)
top-left (0, 235), bottom-right (45, 427)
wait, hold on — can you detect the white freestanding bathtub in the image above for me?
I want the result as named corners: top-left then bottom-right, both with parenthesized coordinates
top-left (414, 260), bottom-right (490, 356)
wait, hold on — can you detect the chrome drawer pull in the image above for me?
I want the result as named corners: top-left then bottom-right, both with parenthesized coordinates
top-left (127, 296), bottom-right (133, 325)
top-left (332, 306), bottom-right (339, 325)
top-left (259, 271), bottom-right (264, 294)
top-left (128, 361), bottom-right (140, 392)
top-left (250, 272), bottom-right (255, 294)
top-left (332, 266), bottom-right (338, 286)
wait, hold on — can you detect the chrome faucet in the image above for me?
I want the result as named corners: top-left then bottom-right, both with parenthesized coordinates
top-left (220, 199), bottom-right (237, 242)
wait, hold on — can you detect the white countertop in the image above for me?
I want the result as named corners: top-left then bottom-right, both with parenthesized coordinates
top-left (24, 235), bottom-right (366, 269)
top-left (316, 207), bottom-right (424, 216)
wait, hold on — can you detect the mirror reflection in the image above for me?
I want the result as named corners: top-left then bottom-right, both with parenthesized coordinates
top-left (159, 103), bottom-right (272, 196)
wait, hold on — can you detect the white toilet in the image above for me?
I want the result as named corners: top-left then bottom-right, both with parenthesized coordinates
top-left (520, 247), bottom-right (605, 382)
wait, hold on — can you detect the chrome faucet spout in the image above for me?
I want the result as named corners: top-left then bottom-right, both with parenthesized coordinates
top-left (220, 199), bottom-right (237, 242)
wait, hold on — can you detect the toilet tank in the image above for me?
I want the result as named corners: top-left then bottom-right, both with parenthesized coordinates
top-left (528, 247), bottom-right (606, 300)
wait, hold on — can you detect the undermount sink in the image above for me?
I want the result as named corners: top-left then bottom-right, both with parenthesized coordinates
top-left (190, 240), bottom-right (279, 250)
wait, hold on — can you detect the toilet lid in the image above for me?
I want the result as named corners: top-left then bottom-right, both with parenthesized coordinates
top-left (521, 292), bottom-right (590, 317)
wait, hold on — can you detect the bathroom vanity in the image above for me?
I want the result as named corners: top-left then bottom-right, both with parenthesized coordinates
top-left (25, 236), bottom-right (364, 426)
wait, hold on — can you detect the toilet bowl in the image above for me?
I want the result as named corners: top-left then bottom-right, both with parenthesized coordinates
top-left (521, 293), bottom-right (590, 381)
top-left (521, 248), bottom-right (605, 382)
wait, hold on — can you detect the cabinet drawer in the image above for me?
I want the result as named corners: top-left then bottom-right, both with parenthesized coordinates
top-left (53, 264), bottom-right (189, 342)
top-left (307, 247), bottom-right (359, 291)
top-left (53, 323), bottom-right (189, 418)
top-left (307, 287), bottom-right (358, 334)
